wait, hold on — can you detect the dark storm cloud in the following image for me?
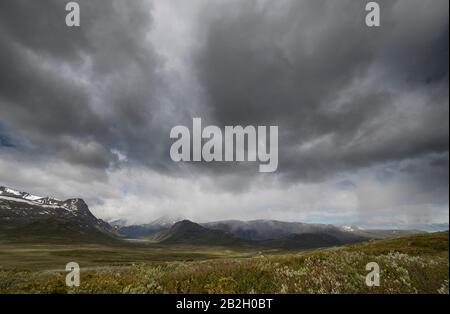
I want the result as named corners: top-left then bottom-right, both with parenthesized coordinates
top-left (195, 0), bottom-right (449, 181)
top-left (0, 0), bottom-right (448, 188)
top-left (0, 0), bottom-right (179, 172)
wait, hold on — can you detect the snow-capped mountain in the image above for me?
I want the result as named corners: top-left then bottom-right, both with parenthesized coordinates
top-left (149, 215), bottom-right (185, 227)
top-left (0, 186), bottom-right (115, 242)
top-left (1, 186), bottom-right (96, 220)
top-left (115, 214), bottom-right (186, 238)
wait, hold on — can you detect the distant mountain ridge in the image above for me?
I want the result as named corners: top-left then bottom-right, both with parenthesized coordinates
top-left (202, 219), bottom-right (367, 242)
top-left (150, 220), bottom-right (351, 249)
top-left (115, 216), bottom-right (423, 246)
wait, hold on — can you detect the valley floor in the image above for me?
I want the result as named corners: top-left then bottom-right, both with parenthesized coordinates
top-left (0, 232), bottom-right (448, 294)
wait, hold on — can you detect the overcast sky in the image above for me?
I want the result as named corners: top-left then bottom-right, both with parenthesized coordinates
top-left (0, 0), bottom-right (448, 227)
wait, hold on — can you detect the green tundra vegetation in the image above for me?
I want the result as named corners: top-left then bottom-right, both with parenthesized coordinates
top-left (0, 231), bottom-right (448, 294)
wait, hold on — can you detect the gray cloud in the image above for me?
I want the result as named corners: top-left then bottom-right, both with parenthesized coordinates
top-left (195, 0), bottom-right (448, 182)
top-left (0, 0), bottom-right (183, 172)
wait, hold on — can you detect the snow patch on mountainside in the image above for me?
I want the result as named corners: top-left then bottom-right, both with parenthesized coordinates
top-left (4, 188), bottom-right (21, 196)
top-left (0, 195), bottom-right (62, 209)
top-left (24, 194), bottom-right (42, 201)
top-left (0, 186), bottom-right (78, 213)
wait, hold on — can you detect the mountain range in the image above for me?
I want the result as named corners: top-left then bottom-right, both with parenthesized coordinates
top-left (0, 186), bottom-right (432, 249)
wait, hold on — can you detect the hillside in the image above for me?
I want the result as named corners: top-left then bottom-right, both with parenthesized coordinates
top-left (260, 233), bottom-right (342, 249)
top-left (152, 220), bottom-right (243, 246)
top-left (0, 186), bottom-right (117, 243)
